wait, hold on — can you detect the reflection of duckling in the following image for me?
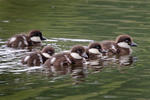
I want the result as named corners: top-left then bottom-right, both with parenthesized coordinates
top-left (22, 46), bottom-right (55, 66)
top-left (43, 45), bottom-right (88, 76)
top-left (7, 30), bottom-right (46, 48)
top-left (117, 55), bottom-right (137, 66)
top-left (101, 35), bottom-right (137, 56)
top-left (71, 67), bottom-right (87, 84)
top-left (99, 55), bottom-right (136, 67)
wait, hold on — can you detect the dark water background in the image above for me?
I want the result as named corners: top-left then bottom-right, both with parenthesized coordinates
top-left (0, 0), bottom-right (150, 100)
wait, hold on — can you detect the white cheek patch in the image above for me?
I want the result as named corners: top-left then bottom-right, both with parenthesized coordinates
top-left (42, 53), bottom-right (51, 58)
top-left (117, 42), bottom-right (130, 49)
top-left (31, 36), bottom-right (41, 42)
top-left (50, 57), bottom-right (56, 64)
top-left (89, 48), bottom-right (100, 54)
top-left (9, 37), bottom-right (16, 43)
top-left (24, 56), bottom-right (30, 62)
top-left (70, 53), bottom-right (82, 59)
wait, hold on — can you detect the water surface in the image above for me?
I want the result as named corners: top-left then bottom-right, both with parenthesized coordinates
top-left (0, 0), bottom-right (150, 100)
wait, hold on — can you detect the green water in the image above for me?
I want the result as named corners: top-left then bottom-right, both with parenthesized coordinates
top-left (0, 0), bottom-right (150, 100)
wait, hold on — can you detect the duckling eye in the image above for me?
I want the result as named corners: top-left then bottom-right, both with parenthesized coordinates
top-left (76, 50), bottom-right (81, 54)
top-left (125, 39), bottom-right (132, 45)
top-left (95, 46), bottom-right (101, 50)
top-left (95, 46), bottom-right (99, 49)
top-left (47, 51), bottom-right (52, 54)
top-left (125, 39), bottom-right (129, 43)
top-left (97, 46), bottom-right (100, 49)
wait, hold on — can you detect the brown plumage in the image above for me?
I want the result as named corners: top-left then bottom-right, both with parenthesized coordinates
top-left (43, 45), bottom-right (87, 75)
top-left (7, 30), bottom-right (46, 48)
top-left (22, 46), bottom-right (55, 66)
top-left (86, 42), bottom-right (104, 60)
top-left (101, 35), bottom-right (137, 56)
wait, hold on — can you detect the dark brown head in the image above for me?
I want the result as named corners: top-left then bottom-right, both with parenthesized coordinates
top-left (28, 30), bottom-right (46, 42)
top-left (70, 45), bottom-right (88, 59)
top-left (41, 46), bottom-right (55, 58)
top-left (88, 42), bottom-right (105, 54)
top-left (116, 35), bottom-right (137, 47)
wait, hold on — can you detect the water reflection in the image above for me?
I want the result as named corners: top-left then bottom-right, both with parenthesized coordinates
top-left (0, 38), bottom-right (137, 83)
top-left (42, 54), bottom-right (137, 84)
top-left (43, 65), bottom-right (86, 84)
top-left (0, 0), bottom-right (149, 99)
top-left (86, 54), bottom-right (137, 73)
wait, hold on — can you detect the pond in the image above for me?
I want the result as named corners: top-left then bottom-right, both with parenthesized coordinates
top-left (0, 0), bottom-right (150, 100)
